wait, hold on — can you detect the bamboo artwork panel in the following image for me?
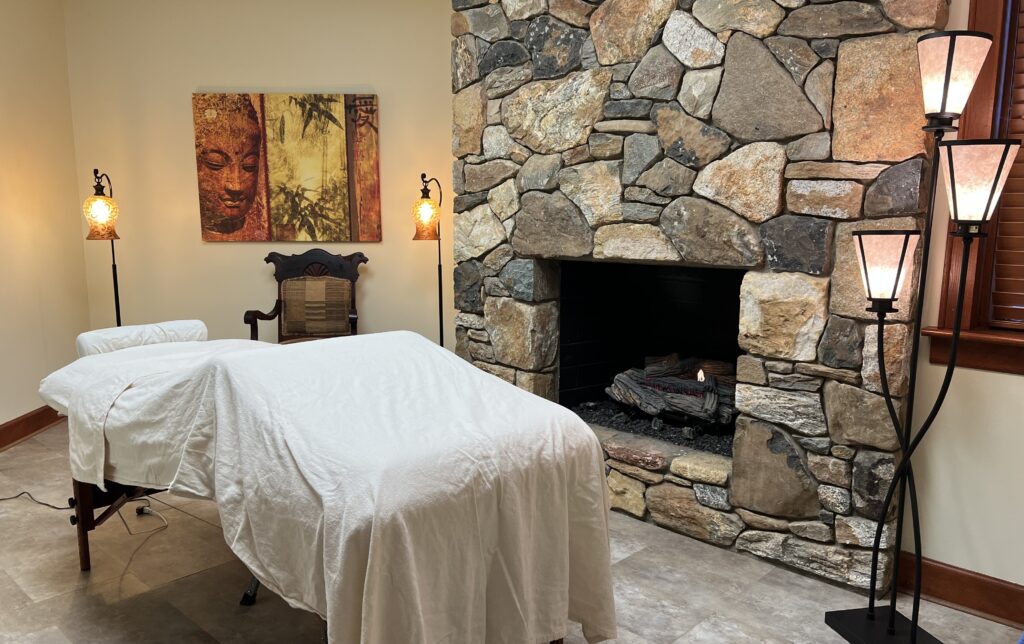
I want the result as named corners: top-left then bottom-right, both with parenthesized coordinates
top-left (192, 92), bottom-right (381, 242)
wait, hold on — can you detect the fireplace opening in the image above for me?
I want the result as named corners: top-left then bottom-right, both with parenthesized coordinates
top-left (558, 260), bottom-right (744, 455)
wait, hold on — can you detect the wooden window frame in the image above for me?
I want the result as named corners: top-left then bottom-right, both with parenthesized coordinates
top-left (923, 0), bottom-right (1024, 375)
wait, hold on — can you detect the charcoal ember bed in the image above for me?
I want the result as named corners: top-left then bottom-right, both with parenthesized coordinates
top-left (571, 399), bottom-right (734, 457)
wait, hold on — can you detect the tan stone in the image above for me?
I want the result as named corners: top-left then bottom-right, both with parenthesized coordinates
top-left (823, 380), bottom-right (901, 451)
top-left (608, 469), bottom-right (647, 517)
top-left (736, 508), bottom-right (790, 531)
top-left (669, 450), bottom-right (732, 486)
top-left (473, 361), bottom-right (516, 383)
top-left (483, 297), bottom-right (559, 370)
top-left (790, 520), bottom-right (833, 543)
top-left (736, 384), bottom-right (827, 437)
top-left (454, 204), bottom-right (507, 263)
top-left (692, 0), bottom-right (785, 39)
top-left (731, 416), bottom-right (821, 518)
top-left (880, 0), bottom-right (948, 29)
top-left (805, 60), bottom-right (834, 130)
top-left (862, 323), bottom-right (911, 396)
top-left (835, 515), bottom-right (894, 549)
top-left (807, 453), bottom-right (852, 487)
top-left (559, 161), bottom-right (623, 226)
top-left (515, 371), bottom-right (556, 400)
top-left (593, 224), bottom-right (681, 262)
top-left (549, 0), bottom-right (595, 28)
top-left (453, 83), bottom-right (487, 158)
top-left (794, 362), bottom-right (862, 385)
top-left (833, 34), bottom-right (927, 162)
top-left (786, 180), bottom-right (865, 220)
top-left (608, 459), bottom-right (666, 485)
top-left (737, 530), bottom-right (893, 591)
top-left (736, 355), bottom-right (768, 385)
top-left (502, 69), bottom-right (613, 154)
top-left (830, 217), bottom-right (922, 322)
top-left (589, 0), bottom-right (676, 65)
top-left (592, 120), bottom-right (658, 134)
top-left (785, 162), bottom-right (889, 180)
top-left (663, 10), bottom-right (726, 69)
top-left (601, 431), bottom-right (684, 471)
top-left (694, 143), bottom-right (786, 223)
top-left (646, 484), bottom-right (745, 546)
top-left (739, 271), bottom-right (830, 361)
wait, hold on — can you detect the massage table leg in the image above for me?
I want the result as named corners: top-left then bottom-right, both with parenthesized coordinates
top-left (69, 480), bottom-right (94, 571)
top-left (240, 575), bottom-right (261, 605)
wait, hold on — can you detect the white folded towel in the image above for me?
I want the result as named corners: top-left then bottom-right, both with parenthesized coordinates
top-left (75, 320), bottom-right (209, 357)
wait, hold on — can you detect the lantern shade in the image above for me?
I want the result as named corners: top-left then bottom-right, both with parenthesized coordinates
top-left (412, 196), bottom-right (440, 241)
top-left (83, 194), bottom-right (120, 240)
top-left (917, 31), bottom-right (992, 119)
top-left (853, 230), bottom-right (921, 306)
top-left (938, 139), bottom-right (1020, 224)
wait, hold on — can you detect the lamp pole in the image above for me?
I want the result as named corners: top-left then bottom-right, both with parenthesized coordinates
top-left (413, 173), bottom-right (445, 347)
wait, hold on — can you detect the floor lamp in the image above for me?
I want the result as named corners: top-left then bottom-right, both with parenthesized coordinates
top-left (82, 168), bottom-right (122, 327)
top-left (825, 31), bottom-right (1020, 644)
top-left (412, 172), bottom-right (444, 346)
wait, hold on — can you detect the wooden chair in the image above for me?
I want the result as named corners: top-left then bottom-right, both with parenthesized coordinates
top-left (243, 249), bottom-right (368, 343)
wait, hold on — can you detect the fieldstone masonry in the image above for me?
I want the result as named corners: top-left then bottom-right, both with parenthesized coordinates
top-left (451, 0), bottom-right (945, 590)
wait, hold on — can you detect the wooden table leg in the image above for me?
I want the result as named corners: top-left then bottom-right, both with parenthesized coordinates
top-left (70, 480), bottom-right (93, 571)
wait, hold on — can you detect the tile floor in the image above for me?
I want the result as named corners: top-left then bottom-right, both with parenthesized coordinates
top-left (0, 423), bottom-right (1019, 643)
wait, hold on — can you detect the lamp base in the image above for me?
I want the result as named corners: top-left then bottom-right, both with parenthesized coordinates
top-left (825, 608), bottom-right (942, 644)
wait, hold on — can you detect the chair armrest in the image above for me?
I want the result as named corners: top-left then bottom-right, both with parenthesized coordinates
top-left (243, 301), bottom-right (281, 341)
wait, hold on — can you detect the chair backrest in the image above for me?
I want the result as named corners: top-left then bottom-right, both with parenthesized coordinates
top-left (266, 249), bottom-right (368, 342)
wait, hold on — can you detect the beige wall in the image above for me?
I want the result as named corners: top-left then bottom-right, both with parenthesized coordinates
top-left (62, 0), bottom-right (454, 344)
top-left (907, 0), bottom-right (1024, 587)
top-left (0, 0), bottom-right (90, 421)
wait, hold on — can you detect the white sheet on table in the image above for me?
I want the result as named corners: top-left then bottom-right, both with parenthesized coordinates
top-left (75, 319), bottom-right (209, 357)
top-left (170, 331), bottom-right (617, 644)
top-left (38, 339), bottom-right (267, 489)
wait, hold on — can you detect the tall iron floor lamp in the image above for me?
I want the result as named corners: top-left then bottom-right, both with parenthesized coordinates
top-left (825, 31), bottom-right (1019, 644)
top-left (412, 172), bottom-right (444, 346)
top-left (82, 168), bottom-right (122, 327)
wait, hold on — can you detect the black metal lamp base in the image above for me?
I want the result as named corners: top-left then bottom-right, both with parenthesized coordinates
top-left (825, 608), bottom-right (942, 644)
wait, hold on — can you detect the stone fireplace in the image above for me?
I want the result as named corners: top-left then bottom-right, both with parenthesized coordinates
top-left (450, 0), bottom-right (942, 590)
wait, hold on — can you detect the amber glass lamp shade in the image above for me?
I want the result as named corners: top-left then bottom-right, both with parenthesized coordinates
top-left (853, 230), bottom-right (921, 310)
top-left (412, 196), bottom-right (440, 240)
top-left (917, 31), bottom-right (992, 126)
top-left (938, 139), bottom-right (1020, 227)
top-left (83, 194), bottom-right (120, 240)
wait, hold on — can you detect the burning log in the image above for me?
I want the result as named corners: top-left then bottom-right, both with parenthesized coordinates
top-left (606, 357), bottom-right (737, 425)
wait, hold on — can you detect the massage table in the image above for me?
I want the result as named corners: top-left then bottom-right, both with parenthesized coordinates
top-left (39, 323), bottom-right (617, 643)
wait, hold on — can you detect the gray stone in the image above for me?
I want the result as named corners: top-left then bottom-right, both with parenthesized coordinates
top-left (593, 120), bottom-right (658, 134)
top-left (818, 484), bottom-right (852, 514)
top-left (455, 312), bottom-right (486, 330)
top-left (646, 484), bottom-right (745, 546)
top-left (677, 67), bottom-right (722, 119)
top-left (452, 5), bottom-right (512, 42)
top-left (482, 125), bottom-right (525, 161)
top-left (622, 202), bottom-right (663, 223)
top-left (524, 15), bottom-right (588, 80)
top-left (454, 260), bottom-right (484, 314)
top-left (693, 142), bottom-right (787, 223)
top-left (453, 0), bottom-right (489, 8)
top-left (790, 520), bottom-right (833, 543)
top-left (794, 362), bottom-right (862, 385)
top-left (474, 361), bottom-right (517, 382)
top-left (880, 0), bottom-right (948, 29)
top-left (487, 98), bottom-right (501, 125)
top-left (623, 134), bottom-right (662, 184)
top-left (589, 0), bottom-right (677, 65)
top-left (611, 63), bottom-right (637, 82)
top-left (760, 214), bottom-right (834, 276)
top-left (768, 372), bottom-right (823, 392)
top-left (484, 63), bottom-right (535, 99)
top-left (607, 469), bottom-right (647, 517)
top-left (736, 355), bottom-right (768, 385)
top-left (609, 82), bottom-right (631, 100)
top-left (669, 450), bottom-right (732, 485)
top-left (502, 68), bottom-right (612, 154)
top-left (502, 0), bottom-right (547, 20)
top-left (833, 34), bottom-right (927, 162)
top-left (499, 259), bottom-right (559, 302)
top-left (736, 508), bottom-right (790, 531)
top-left (589, 133), bottom-right (624, 159)
top-left (485, 277), bottom-right (510, 298)
top-left (464, 160), bottom-right (520, 193)
top-left (604, 99), bottom-right (654, 119)
top-left (607, 458), bottom-right (665, 485)
top-left (864, 158), bottom-right (926, 217)
top-left (711, 33), bottom-right (822, 142)
top-left (479, 41), bottom-right (530, 77)
top-left (481, 244), bottom-right (515, 277)
top-left (453, 35), bottom-right (483, 93)
top-left (637, 159), bottom-right (697, 196)
top-left (805, 60), bottom-right (835, 130)
top-left (454, 192), bottom-right (490, 213)
top-left (625, 186), bottom-right (672, 205)
top-left (693, 0), bottom-right (785, 38)
top-left (787, 132), bottom-right (831, 161)
top-left (663, 10), bottom-right (726, 69)
top-left (453, 159), bottom-right (466, 195)
top-left (593, 224), bottom-right (681, 261)
top-left (835, 515), bottom-right (894, 549)
top-left (483, 297), bottom-right (559, 370)
top-left (731, 416), bottom-right (821, 518)
top-left (549, 0), bottom-right (595, 27)
top-left (824, 380), bottom-right (901, 451)
top-left (796, 436), bottom-right (831, 454)
top-left (661, 197), bottom-right (763, 268)
top-left (487, 179), bottom-right (520, 221)
top-left (512, 191), bottom-right (594, 258)
top-left (562, 144), bottom-right (592, 166)
top-left (694, 483), bottom-right (731, 511)
top-left (737, 530), bottom-right (892, 590)
top-left (453, 83), bottom-right (487, 157)
top-left (852, 450), bottom-right (897, 521)
top-left (468, 339), bottom-right (495, 362)
top-left (862, 323), bottom-right (911, 396)
top-left (786, 180), bottom-right (864, 220)
top-left (811, 38), bottom-right (839, 58)
top-left (510, 19), bottom-right (530, 41)
top-left (786, 162), bottom-right (888, 181)
top-left (652, 103), bottom-right (731, 169)
top-left (559, 160), bottom-right (624, 226)
top-left (628, 45), bottom-right (684, 100)
top-left (831, 444), bottom-right (857, 460)
top-left (765, 360), bottom-right (794, 374)
top-left (517, 154), bottom-right (563, 191)
top-left (736, 385), bottom-right (827, 437)
top-left (808, 453), bottom-right (852, 487)
top-left (818, 315), bottom-right (863, 369)
top-left (580, 36), bottom-right (598, 69)
top-left (831, 217), bottom-right (921, 322)
top-left (765, 36), bottom-right (820, 83)
top-left (738, 271), bottom-right (830, 362)
top-left (778, 2), bottom-right (894, 38)
top-left (454, 203), bottom-right (507, 262)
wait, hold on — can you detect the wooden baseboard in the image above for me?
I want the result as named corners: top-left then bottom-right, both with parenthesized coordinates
top-left (898, 551), bottom-right (1024, 628)
top-left (0, 406), bottom-right (61, 451)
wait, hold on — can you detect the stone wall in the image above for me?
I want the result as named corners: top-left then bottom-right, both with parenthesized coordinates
top-left (450, 0), bottom-right (946, 589)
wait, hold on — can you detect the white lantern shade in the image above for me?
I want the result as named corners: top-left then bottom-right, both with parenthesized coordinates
top-left (854, 230), bottom-right (921, 304)
top-left (938, 139), bottom-right (1020, 223)
top-left (917, 31), bottom-right (992, 118)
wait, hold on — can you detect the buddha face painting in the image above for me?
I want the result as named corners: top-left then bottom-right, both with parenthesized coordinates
top-left (192, 94), bottom-right (270, 240)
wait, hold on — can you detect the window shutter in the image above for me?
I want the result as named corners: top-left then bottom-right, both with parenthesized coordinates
top-left (992, 5), bottom-right (1024, 329)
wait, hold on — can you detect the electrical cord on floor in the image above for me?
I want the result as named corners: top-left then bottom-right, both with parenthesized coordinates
top-left (0, 491), bottom-right (72, 510)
